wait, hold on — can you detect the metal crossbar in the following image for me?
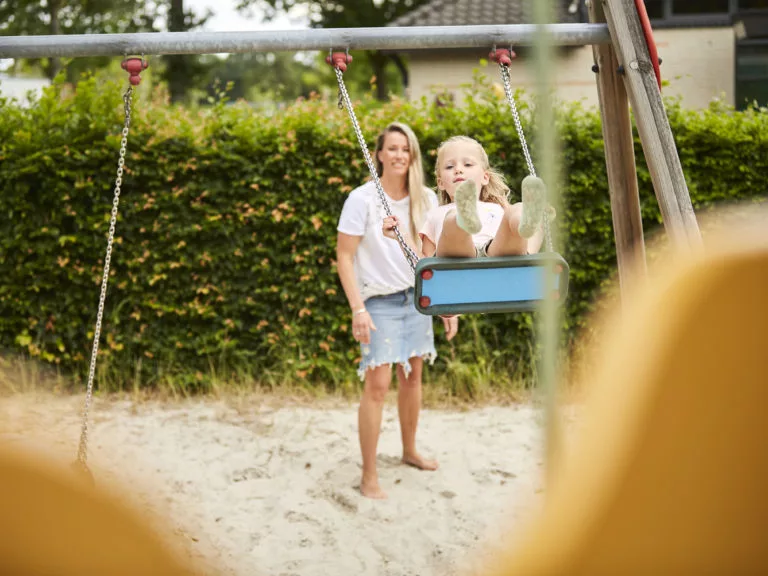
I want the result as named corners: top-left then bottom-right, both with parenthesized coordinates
top-left (0, 24), bottom-right (610, 59)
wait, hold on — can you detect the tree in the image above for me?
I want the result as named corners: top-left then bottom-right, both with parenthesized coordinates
top-left (202, 51), bottom-right (327, 103)
top-left (0, 0), bottom-right (158, 80)
top-left (162, 0), bottom-right (211, 103)
top-left (236, 0), bottom-right (431, 100)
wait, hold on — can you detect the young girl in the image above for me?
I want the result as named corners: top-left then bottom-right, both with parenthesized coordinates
top-left (384, 135), bottom-right (549, 259)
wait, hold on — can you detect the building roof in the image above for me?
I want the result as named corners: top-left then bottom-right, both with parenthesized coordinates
top-left (389, 0), bottom-right (583, 27)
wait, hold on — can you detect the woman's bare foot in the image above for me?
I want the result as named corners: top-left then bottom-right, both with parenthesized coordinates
top-left (402, 452), bottom-right (439, 471)
top-left (360, 477), bottom-right (388, 499)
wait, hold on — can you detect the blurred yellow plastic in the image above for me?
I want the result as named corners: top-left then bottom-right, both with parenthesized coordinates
top-left (489, 225), bottom-right (768, 574)
top-left (0, 450), bottom-right (195, 576)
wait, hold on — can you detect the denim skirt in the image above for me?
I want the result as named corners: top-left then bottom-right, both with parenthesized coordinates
top-left (357, 288), bottom-right (437, 381)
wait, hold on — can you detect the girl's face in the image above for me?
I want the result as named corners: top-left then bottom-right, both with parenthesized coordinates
top-left (377, 131), bottom-right (411, 178)
top-left (436, 141), bottom-right (489, 200)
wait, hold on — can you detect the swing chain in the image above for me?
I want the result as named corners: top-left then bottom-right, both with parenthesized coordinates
top-left (497, 59), bottom-right (554, 254)
top-left (75, 85), bottom-right (133, 470)
top-left (332, 65), bottom-right (419, 271)
top-left (499, 63), bottom-right (536, 178)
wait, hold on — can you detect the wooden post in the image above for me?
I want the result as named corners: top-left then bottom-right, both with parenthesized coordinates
top-left (589, 0), bottom-right (647, 299)
top-left (602, 0), bottom-right (702, 250)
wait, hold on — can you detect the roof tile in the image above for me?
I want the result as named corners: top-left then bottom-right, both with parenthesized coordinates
top-left (389, 0), bottom-right (582, 27)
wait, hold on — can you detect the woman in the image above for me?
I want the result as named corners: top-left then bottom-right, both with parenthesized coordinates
top-left (336, 122), bottom-right (459, 500)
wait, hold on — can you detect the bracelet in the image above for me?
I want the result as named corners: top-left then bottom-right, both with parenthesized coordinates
top-left (353, 308), bottom-right (367, 316)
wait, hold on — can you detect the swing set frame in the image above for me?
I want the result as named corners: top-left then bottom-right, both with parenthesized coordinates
top-left (0, 0), bottom-right (703, 479)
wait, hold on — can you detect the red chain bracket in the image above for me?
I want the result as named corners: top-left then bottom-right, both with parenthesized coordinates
top-left (326, 51), bottom-right (353, 72)
top-left (121, 57), bottom-right (149, 86)
top-left (634, 0), bottom-right (662, 90)
top-left (489, 47), bottom-right (517, 67)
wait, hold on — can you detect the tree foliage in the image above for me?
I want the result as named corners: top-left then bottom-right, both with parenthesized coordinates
top-left (0, 0), bottom-right (158, 80)
top-left (0, 71), bottom-right (765, 392)
top-left (236, 0), bottom-right (431, 100)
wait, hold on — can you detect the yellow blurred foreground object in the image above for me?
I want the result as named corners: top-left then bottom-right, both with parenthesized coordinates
top-left (0, 449), bottom-right (195, 576)
top-left (490, 226), bottom-right (768, 574)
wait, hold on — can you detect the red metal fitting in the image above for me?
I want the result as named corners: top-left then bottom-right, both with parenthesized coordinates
top-left (325, 52), bottom-right (353, 72)
top-left (419, 296), bottom-right (431, 308)
top-left (121, 57), bottom-right (149, 86)
top-left (489, 48), bottom-right (517, 66)
top-left (420, 269), bottom-right (433, 280)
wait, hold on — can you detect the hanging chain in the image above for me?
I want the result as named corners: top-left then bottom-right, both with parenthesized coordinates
top-left (332, 67), bottom-right (419, 272)
top-left (498, 61), bottom-right (554, 254)
top-left (75, 85), bottom-right (133, 473)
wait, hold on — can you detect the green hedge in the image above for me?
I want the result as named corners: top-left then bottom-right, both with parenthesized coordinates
top-left (1, 72), bottom-right (766, 391)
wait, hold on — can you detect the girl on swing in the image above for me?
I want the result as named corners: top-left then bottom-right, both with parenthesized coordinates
top-left (383, 135), bottom-right (550, 259)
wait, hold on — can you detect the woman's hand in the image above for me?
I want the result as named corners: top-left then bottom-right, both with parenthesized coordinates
top-left (440, 315), bottom-right (459, 341)
top-left (382, 215), bottom-right (400, 240)
top-left (352, 309), bottom-right (377, 345)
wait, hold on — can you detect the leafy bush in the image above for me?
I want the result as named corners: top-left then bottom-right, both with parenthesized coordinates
top-left (1, 71), bottom-right (765, 392)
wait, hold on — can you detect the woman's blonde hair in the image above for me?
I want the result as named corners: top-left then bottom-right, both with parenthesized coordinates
top-left (434, 135), bottom-right (510, 206)
top-left (374, 122), bottom-right (431, 245)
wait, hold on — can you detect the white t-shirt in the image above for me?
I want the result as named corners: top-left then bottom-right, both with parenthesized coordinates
top-left (337, 181), bottom-right (437, 301)
top-left (419, 201), bottom-right (505, 253)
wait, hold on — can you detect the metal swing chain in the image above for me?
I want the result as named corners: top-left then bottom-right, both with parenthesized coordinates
top-left (332, 66), bottom-right (420, 272)
top-left (75, 85), bottom-right (133, 472)
top-left (498, 61), bottom-right (554, 254)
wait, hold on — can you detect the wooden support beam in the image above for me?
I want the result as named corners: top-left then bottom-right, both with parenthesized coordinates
top-left (589, 0), bottom-right (647, 299)
top-left (601, 0), bottom-right (702, 250)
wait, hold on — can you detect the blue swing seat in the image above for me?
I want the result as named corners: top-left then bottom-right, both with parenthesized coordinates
top-left (414, 253), bottom-right (570, 315)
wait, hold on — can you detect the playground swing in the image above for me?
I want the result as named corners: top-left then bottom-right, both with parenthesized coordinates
top-left (327, 49), bottom-right (570, 317)
top-left (71, 56), bottom-right (148, 482)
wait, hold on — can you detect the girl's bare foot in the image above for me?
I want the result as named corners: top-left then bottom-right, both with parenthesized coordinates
top-left (402, 452), bottom-right (439, 471)
top-left (360, 477), bottom-right (388, 499)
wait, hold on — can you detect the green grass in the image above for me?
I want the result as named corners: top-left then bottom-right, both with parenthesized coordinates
top-left (0, 348), bottom-right (545, 408)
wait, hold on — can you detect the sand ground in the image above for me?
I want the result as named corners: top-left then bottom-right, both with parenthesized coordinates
top-left (0, 393), bottom-right (570, 576)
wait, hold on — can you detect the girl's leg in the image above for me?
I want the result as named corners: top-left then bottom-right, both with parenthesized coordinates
top-left (436, 179), bottom-right (483, 257)
top-left (359, 364), bottom-right (392, 499)
top-left (486, 202), bottom-right (545, 256)
top-left (436, 211), bottom-right (476, 257)
top-left (395, 357), bottom-right (438, 470)
top-left (487, 175), bottom-right (548, 257)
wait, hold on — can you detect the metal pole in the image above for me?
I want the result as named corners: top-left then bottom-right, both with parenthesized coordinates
top-left (0, 24), bottom-right (610, 59)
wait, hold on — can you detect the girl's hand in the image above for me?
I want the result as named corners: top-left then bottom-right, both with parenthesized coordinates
top-left (352, 309), bottom-right (377, 345)
top-left (382, 215), bottom-right (400, 240)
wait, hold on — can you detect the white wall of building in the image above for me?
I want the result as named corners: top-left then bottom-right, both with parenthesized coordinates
top-left (405, 27), bottom-right (736, 110)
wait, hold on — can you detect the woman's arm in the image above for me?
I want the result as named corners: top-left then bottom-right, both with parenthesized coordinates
top-left (336, 232), bottom-right (365, 313)
top-left (382, 215), bottom-right (425, 259)
top-left (336, 232), bottom-right (377, 344)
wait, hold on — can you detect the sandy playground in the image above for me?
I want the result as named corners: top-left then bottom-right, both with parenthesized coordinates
top-left (0, 392), bottom-right (579, 576)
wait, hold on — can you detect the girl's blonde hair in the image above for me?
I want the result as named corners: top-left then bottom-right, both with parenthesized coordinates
top-left (434, 136), bottom-right (510, 206)
top-left (374, 122), bottom-right (430, 245)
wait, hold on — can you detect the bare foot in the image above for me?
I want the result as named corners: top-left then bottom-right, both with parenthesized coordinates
top-left (359, 478), bottom-right (388, 499)
top-left (402, 452), bottom-right (439, 471)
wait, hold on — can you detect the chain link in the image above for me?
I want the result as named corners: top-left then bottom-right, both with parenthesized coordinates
top-left (498, 62), bottom-right (554, 253)
top-left (75, 86), bottom-right (133, 470)
top-left (333, 68), bottom-right (419, 271)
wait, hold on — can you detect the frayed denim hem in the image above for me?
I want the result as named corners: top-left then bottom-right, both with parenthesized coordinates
top-left (356, 349), bottom-right (437, 382)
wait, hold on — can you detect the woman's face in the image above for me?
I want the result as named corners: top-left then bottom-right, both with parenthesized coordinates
top-left (377, 131), bottom-right (411, 179)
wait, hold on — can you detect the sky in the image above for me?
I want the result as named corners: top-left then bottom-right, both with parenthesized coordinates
top-left (184, 0), bottom-right (310, 32)
top-left (0, 1), bottom-right (311, 72)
